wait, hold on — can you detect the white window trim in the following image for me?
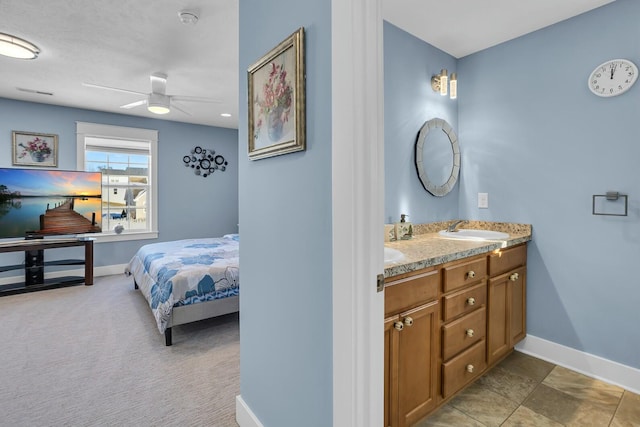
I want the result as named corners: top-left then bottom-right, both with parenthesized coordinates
top-left (76, 122), bottom-right (158, 243)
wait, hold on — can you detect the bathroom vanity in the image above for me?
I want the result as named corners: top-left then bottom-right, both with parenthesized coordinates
top-left (383, 221), bottom-right (531, 427)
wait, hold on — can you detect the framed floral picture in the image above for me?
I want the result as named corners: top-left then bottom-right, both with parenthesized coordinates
top-left (248, 27), bottom-right (305, 160)
top-left (12, 131), bottom-right (58, 167)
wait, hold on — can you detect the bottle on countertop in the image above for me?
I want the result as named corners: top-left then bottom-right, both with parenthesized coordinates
top-left (395, 214), bottom-right (413, 240)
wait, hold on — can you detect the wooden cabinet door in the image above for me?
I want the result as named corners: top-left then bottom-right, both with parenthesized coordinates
top-left (488, 266), bottom-right (527, 365)
top-left (396, 301), bottom-right (439, 427)
top-left (487, 275), bottom-right (510, 365)
top-left (384, 315), bottom-right (399, 427)
top-left (510, 266), bottom-right (526, 345)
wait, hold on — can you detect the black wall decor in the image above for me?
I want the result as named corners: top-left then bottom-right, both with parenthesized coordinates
top-left (183, 146), bottom-right (228, 178)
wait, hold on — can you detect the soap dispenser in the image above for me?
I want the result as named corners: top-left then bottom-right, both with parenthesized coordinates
top-left (395, 214), bottom-right (413, 240)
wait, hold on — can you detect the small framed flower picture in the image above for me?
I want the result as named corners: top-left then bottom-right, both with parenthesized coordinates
top-left (12, 131), bottom-right (58, 167)
top-left (248, 27), bottom-right (305, 160)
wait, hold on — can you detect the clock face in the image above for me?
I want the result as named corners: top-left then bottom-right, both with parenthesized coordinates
top-left (588, 59), bottom-right (638, 97)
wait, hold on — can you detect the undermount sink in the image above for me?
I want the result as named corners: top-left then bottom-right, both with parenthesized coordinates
top-left (384, 247), bottom-right (406, 264)
top-left (438, 229), bottom-right (509, 241)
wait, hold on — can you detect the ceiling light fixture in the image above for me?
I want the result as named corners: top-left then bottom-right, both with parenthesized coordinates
top-left (178, 10), bottom-right (199, 25)
top-left (431, 69), bottom-right (458, 99)
top-left (0, 32), bottom-right (40, 59)
top-left (220, 113), bottom-right (232, 117)
top-left (147, 93), bottom-right (170, 115)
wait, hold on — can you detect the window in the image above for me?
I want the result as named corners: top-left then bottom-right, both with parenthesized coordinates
top-left (77, 122), bottom-right (158, 242)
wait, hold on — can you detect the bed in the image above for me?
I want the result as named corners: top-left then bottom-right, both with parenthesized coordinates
top-left (124, 234), bottom-right (239, 345)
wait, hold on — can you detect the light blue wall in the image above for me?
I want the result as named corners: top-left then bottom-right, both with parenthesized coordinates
top-left (458, 0), bottom-right (640, 368)
top-left (384, 22), bottom-right (458, 224)
top-left (0, 98), bottom-right (238, 270)
top-left (238, 0), bottom-right (332, 426)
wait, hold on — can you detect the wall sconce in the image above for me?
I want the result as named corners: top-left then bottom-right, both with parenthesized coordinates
top-left (431, 69), bottom-right (457, 99)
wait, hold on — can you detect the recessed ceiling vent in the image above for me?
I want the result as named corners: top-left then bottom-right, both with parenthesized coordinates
top-left (16, 87), bottom-right (53, 96)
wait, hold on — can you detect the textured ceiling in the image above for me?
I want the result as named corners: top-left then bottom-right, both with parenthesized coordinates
top-left (0, 0), bottom-right (614, 129)
top-left (0, 0), bottom-right (239, 128)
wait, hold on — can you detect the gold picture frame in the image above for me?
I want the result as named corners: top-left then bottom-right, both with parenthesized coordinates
top-left (12, 131), bottom-right (59, 167)
top-left (248, 27), bottom-right (305, 160)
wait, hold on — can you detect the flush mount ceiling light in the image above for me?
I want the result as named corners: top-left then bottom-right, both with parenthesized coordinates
top-left (0, 32), bottom-right (40, 59)
top-left (431, 69), bottom-right (457, 99)
top-left (178, 10), bottom-right (199, 25)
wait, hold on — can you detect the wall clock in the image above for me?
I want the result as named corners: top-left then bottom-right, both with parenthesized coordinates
top-left (588, 59), bottom-right (638, 97)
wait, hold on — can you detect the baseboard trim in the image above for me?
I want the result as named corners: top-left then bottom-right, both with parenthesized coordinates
top-left (236, 395), bottom-right (264, 427)
top-left (516, 335), bottom-right (640, 394)
top-left (0, 263), bottom-right (128, 286)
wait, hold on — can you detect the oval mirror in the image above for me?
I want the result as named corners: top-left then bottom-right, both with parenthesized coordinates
top-left (415, 118), bottom-right (460, 197)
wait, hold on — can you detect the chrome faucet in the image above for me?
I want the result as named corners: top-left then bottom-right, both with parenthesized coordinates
top-left (447, 220), bottom-right (467, 232)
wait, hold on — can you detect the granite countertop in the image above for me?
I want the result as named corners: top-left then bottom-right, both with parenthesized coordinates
top-left (383, 220), bottom-right (532, 278)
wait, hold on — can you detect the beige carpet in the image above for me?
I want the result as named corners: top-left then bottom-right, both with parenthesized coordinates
top-left (0, 274), bottom-right (239, 427)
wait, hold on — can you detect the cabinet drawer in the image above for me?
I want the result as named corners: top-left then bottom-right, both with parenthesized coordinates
top-left (385, 269), bottom-right (440, 316)
top-left (489, 244), bottom-right (526, 277)
top-left (443, 257), bottom-right (487, 293)
top-left (442, 339), bottom-right (487, 398)
top-left (442, 307), bottom-right (486, 360)
top-left (442, 281), bottom-right (487, 322)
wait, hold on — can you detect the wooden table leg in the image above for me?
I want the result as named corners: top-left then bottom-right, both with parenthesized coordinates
top-left (84, 240), bottom-right (94, 286)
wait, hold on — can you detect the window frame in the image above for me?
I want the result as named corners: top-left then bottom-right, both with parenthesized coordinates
top-left (76, 122), bottom-right (158, 242)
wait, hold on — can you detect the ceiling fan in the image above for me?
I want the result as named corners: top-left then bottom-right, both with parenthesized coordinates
top-left (82, 72), bottom-right (220, 115)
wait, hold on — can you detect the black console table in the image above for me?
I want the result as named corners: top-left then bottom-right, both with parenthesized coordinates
top-left (0, 238), bottom-right (94, 297)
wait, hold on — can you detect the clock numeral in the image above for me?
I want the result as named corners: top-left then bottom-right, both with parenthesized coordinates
top-left (595, 73), bottom-right (602, 78)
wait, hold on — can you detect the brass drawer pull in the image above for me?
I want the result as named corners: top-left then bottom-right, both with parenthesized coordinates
top-left (403, 316), bottom-right (414, 327)
top-left (394, 321), bottom-right (404, 331)
top-left (467, 270), bottom-right (476, 279)
top-left (510, 272), bottom-right (519, 281)
top-left (467, 297), bottom-right (476, 306)
top-left (466, 328), bottom-right (474, 337)
top-left (466, 364), bottom-right (474, 373)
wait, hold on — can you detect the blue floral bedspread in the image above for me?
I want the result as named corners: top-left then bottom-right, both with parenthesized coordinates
top-left (125, 235), bottom-right (239, 333)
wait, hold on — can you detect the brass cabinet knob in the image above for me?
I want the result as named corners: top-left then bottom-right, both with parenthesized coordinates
top-left (403, 316), bottom-right (414, 327)
top-left (468, 270), bottom-right (476, 279)
top-left (466, 328), bottom-right (474, 337)
top-left (510, 272), bottom-right (519, 281)
top-left (394, 321), bottom-right (404, 331)
top-left (466, 364), bottom-right (474, 373)
top-left (467, 297), bottom-right (476, 306)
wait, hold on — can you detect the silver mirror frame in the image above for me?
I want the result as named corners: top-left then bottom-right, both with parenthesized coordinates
top-left (415, 118), bottom-right (460, 197)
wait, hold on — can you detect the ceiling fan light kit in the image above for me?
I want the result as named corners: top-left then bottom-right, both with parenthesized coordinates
top-left (0, 32), bottom-right (40, 59)
top-left (147, 93), bottom-right (171, 114)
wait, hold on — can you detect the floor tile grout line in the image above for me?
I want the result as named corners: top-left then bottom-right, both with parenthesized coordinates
top-left (607, 390), bottom-right (625, 427)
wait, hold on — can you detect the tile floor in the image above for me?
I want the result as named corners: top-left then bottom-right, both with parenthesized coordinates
top-left (416, 351), bottom-right (640, 427)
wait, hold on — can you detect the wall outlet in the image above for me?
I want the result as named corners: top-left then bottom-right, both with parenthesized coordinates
top-left (478, 192), bottom-right (489, 209)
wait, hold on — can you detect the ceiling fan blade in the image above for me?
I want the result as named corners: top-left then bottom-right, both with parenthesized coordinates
top-left (120, 99), bottom-right (147, 109)
top-left (150, 72), bottom-right (168, 95)
top-left (171, 95), bottom-right (222, 103)
top-left (170, 102), bottom-right (192, 116)
top-left (82, 82), bottom-right (146, 96)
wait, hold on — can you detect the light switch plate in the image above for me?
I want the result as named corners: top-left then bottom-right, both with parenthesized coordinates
top-left (478, 193), bottom-right (489, 208)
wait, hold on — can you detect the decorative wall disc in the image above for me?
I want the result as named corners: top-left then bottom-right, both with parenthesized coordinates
top-left (183, 146), bottom-right (229, 178)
